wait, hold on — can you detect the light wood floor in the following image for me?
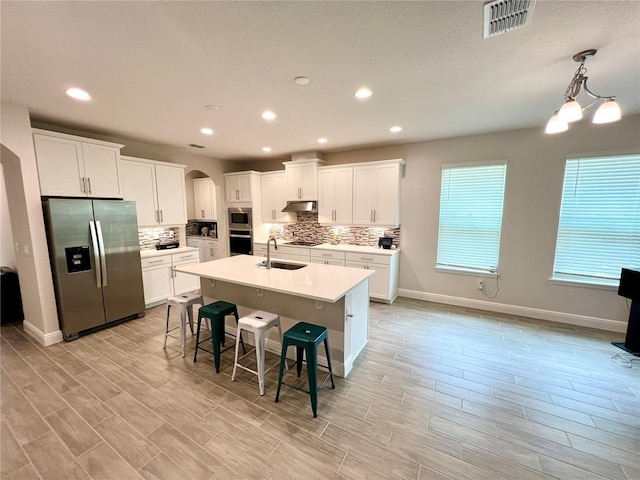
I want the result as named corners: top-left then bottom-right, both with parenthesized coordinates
top-left (1, 298), bottom-right (639, 480)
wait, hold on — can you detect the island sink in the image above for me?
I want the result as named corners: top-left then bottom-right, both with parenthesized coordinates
top-left (258, 260), bottom-right (306, 270)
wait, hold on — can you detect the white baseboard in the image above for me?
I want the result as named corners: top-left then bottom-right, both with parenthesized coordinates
top-left (23, 320), bottom-right (63, 346)
top-left (398, 289), bottom-right (627, 333)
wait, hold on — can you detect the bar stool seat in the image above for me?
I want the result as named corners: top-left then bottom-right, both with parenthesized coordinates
top-left (231, 310), bottom-right (284, 395)
top-left (275, 322), bottom-right (335, 417)
top-left (194, 300), bottom-right (245, 372)
top-left (163, 292), bottom-right (204, 357)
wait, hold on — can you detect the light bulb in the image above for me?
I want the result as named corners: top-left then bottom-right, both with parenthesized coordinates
top-left (557, 99), bottom-right (582, 123)
top-left (592, 99), bottom-right (621, 124)
top-left (545, 112), bottom-right (568, 134)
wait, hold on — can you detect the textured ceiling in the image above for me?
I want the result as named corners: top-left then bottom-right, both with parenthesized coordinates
top-left (2, 1), bottom-right (639, 161)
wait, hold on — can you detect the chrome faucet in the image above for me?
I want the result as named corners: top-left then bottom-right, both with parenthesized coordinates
top-left (266, 235), bottom-right (278, 269)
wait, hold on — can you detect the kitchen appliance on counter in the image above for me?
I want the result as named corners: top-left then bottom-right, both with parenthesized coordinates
top-left (156, 240), bottom-right (180, 250)
top-left (228, 207), bottom-right (253, 256)
top-left (43, 198), bottom-right (145, 340)
top-left (378, 237), bottom-right (393, 249)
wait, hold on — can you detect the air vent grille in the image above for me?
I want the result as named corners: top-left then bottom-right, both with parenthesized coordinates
top-left (483, 0), bottom-right (535, 38)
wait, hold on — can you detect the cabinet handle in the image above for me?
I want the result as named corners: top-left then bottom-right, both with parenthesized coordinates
top-left (373, 209), bottom-right (376, 223)
top-left (272, 209), bottom-right (275, 220)
top-left (236, 190), bottom-right (239, 200)
top-left (87, 177), bottom-right (92, 194)
top-left (298, 187), bottom-right (301, 199)
top-left (201, 209), bottom-right (204, 218)
top-left (148, 259), bottom-right (165, 264)
top-left (80, 177), bottom-right (86, 193)
top-left (370, 210), bottom-right (373, 222)
top-left (159, 210), bottom-right (164, 222)
top-left (155, 210), bottom-right (159, 222)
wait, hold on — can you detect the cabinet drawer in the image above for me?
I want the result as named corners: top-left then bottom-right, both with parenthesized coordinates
top-left (279, 246), bottom-right (311, 256)
top-left (141, 255), bottom-right (171, 269)
top-left (172, 251), bottom-right (200, 264)
top-left (310, 250), bottom-right (346, 261)
top-left (345, 252), bottom-right (390, 265)
top-left (187, 238), bottom-right (204, 248)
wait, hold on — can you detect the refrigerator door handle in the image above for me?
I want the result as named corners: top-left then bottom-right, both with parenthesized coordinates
top-left (89, 220), bottom-right (101, 288)
top-left (95, 220), bottom-right (108, 287)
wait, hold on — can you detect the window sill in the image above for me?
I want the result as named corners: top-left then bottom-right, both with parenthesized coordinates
top-left (549, 276), bottom-right (618, 291)
top-left (435, 266), bottom-right (499, 278)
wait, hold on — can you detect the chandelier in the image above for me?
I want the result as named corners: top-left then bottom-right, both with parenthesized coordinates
top-left (545, 49), bottom-right (622, 134)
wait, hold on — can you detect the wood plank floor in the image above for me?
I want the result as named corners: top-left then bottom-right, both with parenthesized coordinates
top-left (1, 298), bottom-right (639, 480)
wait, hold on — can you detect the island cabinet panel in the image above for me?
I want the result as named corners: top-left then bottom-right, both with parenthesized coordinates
top-left (121, 156), bottom-right (187, 227)
top-left (193, 178), bottom-right (217, 220)
top-left (199, 276), bottom-right (369, 378)
top-left (317, 167), bottom-right (353, 225)
top-left (33, 129), bottom-right (123, 198)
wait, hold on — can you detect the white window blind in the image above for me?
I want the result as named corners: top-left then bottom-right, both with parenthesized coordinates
top-left (437, 163), bottom-right (507, 274)
top-left (553, 155), bottom-right (640, 285)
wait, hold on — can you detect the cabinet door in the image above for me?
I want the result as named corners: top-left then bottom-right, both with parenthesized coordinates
top-left (346, 261), bottom-right (390, 300)
top-left (286, 164), bottom-right (303, 200)
top-left (142, 264), bottom-right (172, 305)
top-left (262, 173), bottom-right (292, 223)
top-left (334, 168), bottom-right (353, 224)
top-left (155, 165), bottom-right (187, 225)
top-left (81, 143), bottom-right (122, 198)
top-left (121, 160), bottom-right (159, 226)
top-left (237, 175), bottom-right (252, 202)
top-left (172, 260), bottom-right (200, 295)
top-left (34, 134), bottom-right (85, 197)
top-left (203, 240), bottom-right (218, 261)
top-left (193, 178), bottom-right (216, 220)
top-left (300, 163), bottom-right (317, 200)
top-left (225, 176), bottom-right (239, 202)
top-left (352, 167), bottom-right (375, 224)
top-left (317, 170), bottom-right (335, 224)
top-left (373, 164), bottom-right (400, 225)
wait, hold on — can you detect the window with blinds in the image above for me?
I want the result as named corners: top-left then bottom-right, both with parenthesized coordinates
top-left (552, 154), bottom-right (640, 286)
top-left (437, 163), bottom-right (507, 274)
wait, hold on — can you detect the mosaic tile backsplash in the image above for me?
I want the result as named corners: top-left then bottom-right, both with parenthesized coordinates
top-left (270, 212), bottom-right (400, 247)
top-left (138, 227), bottom-right (179, 250)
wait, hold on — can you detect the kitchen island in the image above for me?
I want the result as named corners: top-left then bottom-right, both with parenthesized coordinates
top-left (173, 254), bottom-right (374, 377)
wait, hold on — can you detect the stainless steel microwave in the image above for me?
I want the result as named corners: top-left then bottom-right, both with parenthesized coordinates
top-left (228, 207), bottom-right (252, 229)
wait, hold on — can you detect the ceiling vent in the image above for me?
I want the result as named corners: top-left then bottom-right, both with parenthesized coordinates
top-left (483, 0), bottom-right (536, 38)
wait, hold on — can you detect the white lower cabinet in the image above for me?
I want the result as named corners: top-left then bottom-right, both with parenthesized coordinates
top-left (141, 250), bottom-right (200, 306)
top-left (187, 237), bottom-right (223, 262)
top-left (346, 251), bottom-right (399, 303)
top-left (278, 246), bottom-right (311, 262)
top-left (310, 249), bottom-right (346, 266)
top-left (253, 243), bottom-right (280, 259)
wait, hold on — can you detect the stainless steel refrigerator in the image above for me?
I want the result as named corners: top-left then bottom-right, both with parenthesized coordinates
top-left (43, 198), bottom-right (145, 340)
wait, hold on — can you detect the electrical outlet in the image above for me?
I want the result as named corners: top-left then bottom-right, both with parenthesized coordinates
top-left (477, 279), bottom-right (484, 290)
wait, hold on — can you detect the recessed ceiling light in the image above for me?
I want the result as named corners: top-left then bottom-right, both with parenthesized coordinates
top-left (261, 111), bottom-right (276, 120)
top-left (66, 87), bottom-right (91, 101)
top-left (205, 104), bottom-right (220, 110)
top-left (317, 138), bottom-right (328, 144)
top-left (262, 147), bottom-right (272, 153)
top-left (200, 127), bottom-right (214, 135)
top-left (354, 88), bottom-right (372, 99)
top-left (390, 126), bottom-right (402, 133)
top-left (294, 76), bottom-right (310, 86)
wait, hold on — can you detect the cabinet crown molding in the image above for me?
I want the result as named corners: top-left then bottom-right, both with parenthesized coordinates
top-left (120, 155), bottom-right (186, 169)
top-left (32, 128), bottom-right (124, 149)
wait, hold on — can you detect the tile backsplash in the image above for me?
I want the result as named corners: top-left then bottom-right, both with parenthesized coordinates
top-left (269, 212), bottom-right (400, 247)
top-left (138, 227), bottom-right (179, 250)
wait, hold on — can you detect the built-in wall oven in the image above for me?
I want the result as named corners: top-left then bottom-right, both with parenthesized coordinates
top-left (228, 207), bottom-right (252, 256)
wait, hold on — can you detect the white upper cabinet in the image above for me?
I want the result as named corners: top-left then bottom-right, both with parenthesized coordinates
top-left (33, 129), bottom-right (123, 198)
top-left (317, 167), bottom-right (353, 224)
top-left (352, 160), bottom-right (404, 226)
top-left (261, 172), bottom-right (294, 223)
top-left (284, 159), bottom-right (324, 201)
top-left (193, 178), bottom-right (217, 220)
top-left (121, 156), bottom-right (187, 227)
top-left (224, 172), bottom-right (255, 203)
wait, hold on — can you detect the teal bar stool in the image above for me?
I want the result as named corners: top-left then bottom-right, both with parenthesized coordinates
top-left (194, 301), bottom-right (245, 372)
top-left (275, 322), bottom-right (335, 418)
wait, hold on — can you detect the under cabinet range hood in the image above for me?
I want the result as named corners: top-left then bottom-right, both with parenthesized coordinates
top-left (281, 201), bottom-right (317, 213)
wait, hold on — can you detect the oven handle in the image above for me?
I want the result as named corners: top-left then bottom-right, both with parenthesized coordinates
top-left (230, 234), bottom-right (252, 238)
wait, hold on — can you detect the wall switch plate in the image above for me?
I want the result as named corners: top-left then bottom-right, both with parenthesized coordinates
top-left (477, 279), bottom-right (484, 290)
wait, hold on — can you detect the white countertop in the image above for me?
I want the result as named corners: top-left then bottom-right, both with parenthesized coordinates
top-left (140, 247), bottom-right (198, 258)
top-left (172, 254), bottom-right (374, 303)
top-left (253, 240), bottom-right (399, 256)
top-left (187, 235), bottom-right (219, 240)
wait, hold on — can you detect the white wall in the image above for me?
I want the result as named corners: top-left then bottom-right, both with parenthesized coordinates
top-left (0, 102), bottom-right (61, 344)
top-left (320, 115), bottom-right (640, 330)
top-left (1, 164), bottom-right (17, 269)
